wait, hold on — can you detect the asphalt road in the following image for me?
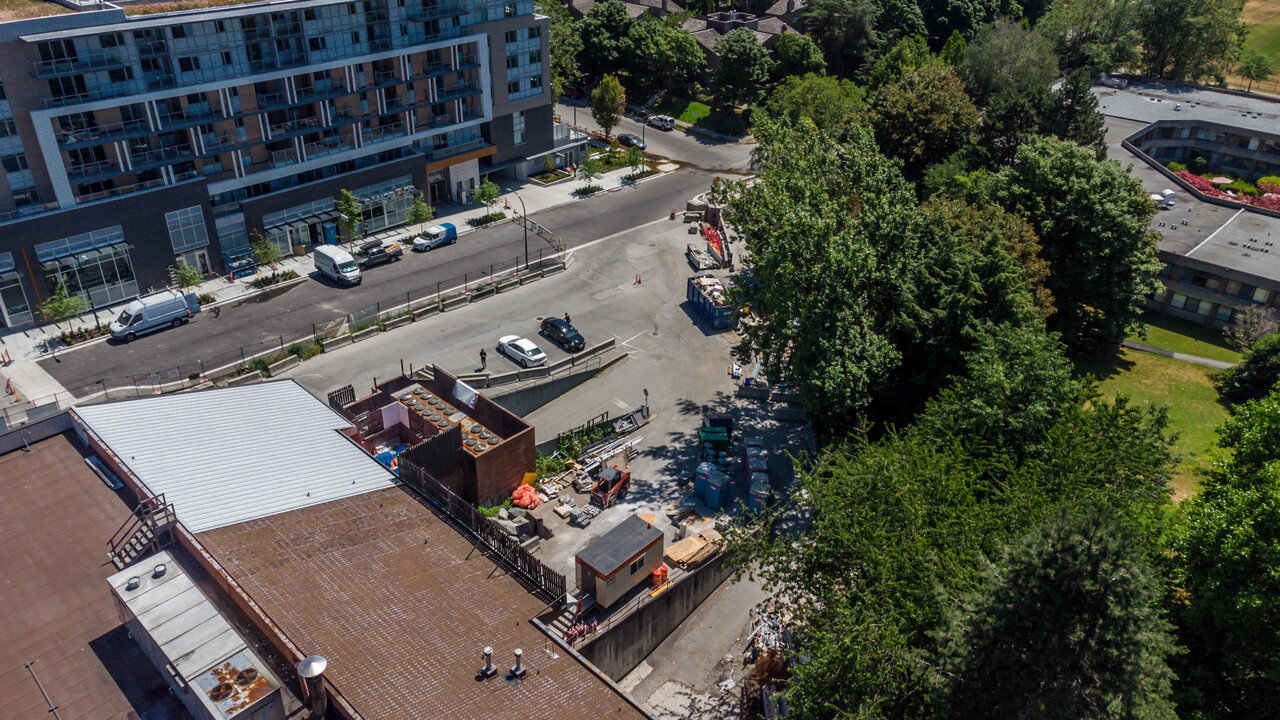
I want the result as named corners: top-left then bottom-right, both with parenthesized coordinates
top-left (557, 100), bottom-right (755, 174)
top-left (42, 169), bottom-right (714, 394)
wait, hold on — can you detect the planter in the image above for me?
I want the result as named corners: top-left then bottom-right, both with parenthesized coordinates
top-left (528, 171), bottom-right (573, 186)
top-left (470, 286), bottom-right (495, 300)
top-left (350, 326), bottom-right (381, 342)
top-left (227, 371), bottom-right (264, 386)
top-left (266, 354), bottom-right (300, 377)
top-left (495, 277), bottom-right (519, 293)
top-left (441, 295), bottom-right (470, 311)
top-left (381, 314), bottom-right (411, 330)
top-left (412, 304), bottom-right (441, 320)
top-left (322, 334), bottom-right (353, 352)
top-left (519, 269), bottom-right (543, 284)
top-left (542, 263), bottom-right (566, 277)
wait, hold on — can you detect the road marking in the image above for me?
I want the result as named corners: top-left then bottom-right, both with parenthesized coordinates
top-left (613, 397), bottom-right (632, 410)
top-left (621, 331), bottom-right (646, 345)
top-left (570, 217), bottom-right (670, 254)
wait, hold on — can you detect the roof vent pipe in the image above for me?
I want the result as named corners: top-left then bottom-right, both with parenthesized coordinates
top-left (511, 648), bottom-right (527, 678)
top-left (297, 655), bottom-right (328, 717)
top-left (480, 647), bottom-right (497, 678)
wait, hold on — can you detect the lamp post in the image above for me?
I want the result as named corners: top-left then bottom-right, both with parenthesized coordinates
top-left (512, 190), bottom-right (528, 270)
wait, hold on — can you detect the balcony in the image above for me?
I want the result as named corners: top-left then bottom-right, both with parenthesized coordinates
top-left (155, 105), bottom-right (220, 129)
top-left (75, 170), bottom-right (198, 204)
top-left (136, 40), bottom-right (167, 57)
top-left (305, 137), bottom-right (354, 158)
top-left (44, 81), bottom-right (136, 108)
top-left (67, 159), bottom-right (119, 180)
top-left (364, 122), bottom-right (405, 145)
top-left (269, 148), bottom-right (298, 167)
top-left (203, 131), bottom-right (238, 151)
top-left (32, 50), bottom-right (124, 79)
top-left (269, 116), bottom-right (322, 136)
top-left (408, 1), bottom-right (466, 21)
top-left (456, 54), bottom-right (480, 69)
top-left (437, 81), bottom-right (480, 102)
top-left (423, 136), bottom-right (488, 162)
top-left (374, 69), bottom-right (397, 85)
top-left (131, 145), bottom-right (190, 166)
top-left (57, 119), bottom-right (149, 147)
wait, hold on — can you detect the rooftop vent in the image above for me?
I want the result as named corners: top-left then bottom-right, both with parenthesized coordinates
top-left (480, 647), bottom-right (497, 678)
top-left (152, 563), bottom-right (167, 578)
top-left (297, 655), bottom-right (328, 717)
top-left (125, 576), bottom-right (141, 591)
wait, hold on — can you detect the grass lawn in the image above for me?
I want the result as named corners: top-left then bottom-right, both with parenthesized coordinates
top-left (1243, 0), bottom-right (1280, 67)
top-left (1128, 311), bottom-right (1242, 364)
top-left (1078, 348), bottom-right (1228, 500)
top-left (651, 97), bottom-right (746, 135)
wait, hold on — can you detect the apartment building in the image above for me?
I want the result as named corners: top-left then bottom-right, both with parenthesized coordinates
top-left (0, 0), bottom-right (584, 328)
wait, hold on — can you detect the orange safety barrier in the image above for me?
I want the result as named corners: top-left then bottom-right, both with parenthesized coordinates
top-left (651, 562), bottom-right (669, 587)
top-left (512, 483), bottom-right (540, 509)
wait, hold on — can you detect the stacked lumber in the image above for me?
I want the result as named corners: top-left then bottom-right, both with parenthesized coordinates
top-left (664, 529), bottom-right (722, 569)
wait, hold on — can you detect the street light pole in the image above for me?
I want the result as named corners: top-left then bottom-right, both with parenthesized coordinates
top-left (512, 190), bottom-right (528, 270)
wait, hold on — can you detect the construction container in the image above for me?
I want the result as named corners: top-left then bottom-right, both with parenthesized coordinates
top-left (687, 275), bottom-right (736, 330)
top-left (700, 426), bottom-right (730, 454)
top-left (694, 461), bottom-right (733, 510)
top-left (748, 473), bottom-right (771, 513)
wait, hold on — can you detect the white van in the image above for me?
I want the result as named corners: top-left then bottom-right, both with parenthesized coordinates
top-left (110, 289), bottom-right (196, 342)
top-left (647, 115), bottom-right (675, 131)
top-left (314, 245), bottom-right (362, 286)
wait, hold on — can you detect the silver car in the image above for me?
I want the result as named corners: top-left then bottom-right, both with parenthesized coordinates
top-left (497, 335), bottom-right (547, 367)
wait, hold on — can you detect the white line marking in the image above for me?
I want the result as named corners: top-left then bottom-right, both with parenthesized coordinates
top-left (612, 397), bottom-right (632, 410)
top-left (1186, 208), bottom-right (1244, 257)
top-left (621, 331), bottom-right (645, 345)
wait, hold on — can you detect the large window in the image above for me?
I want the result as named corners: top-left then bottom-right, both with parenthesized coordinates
top-left (37, 227), bottom-right (138, 309)
top-left (165, 205), bottom-right (211, 253)
top-left (0, 252), bottom-right (32, 327)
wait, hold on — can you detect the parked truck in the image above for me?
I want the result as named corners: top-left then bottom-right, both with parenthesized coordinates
top-left (357, 239), bottom-right (404, 268)
top-left (687, 274), bottom-right (736, 330)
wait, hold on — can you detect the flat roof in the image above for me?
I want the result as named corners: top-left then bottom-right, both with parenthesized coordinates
top-left (1094, 79), bottom-right (1280, 136)
top-left (197, 486), bottom-right (647, 720)
top-left (576, 515), bottom-right (663, 576)
top-left (74, 380), bottom-right (397, 533)
top-left (0, 433), bottom-right (190, 720)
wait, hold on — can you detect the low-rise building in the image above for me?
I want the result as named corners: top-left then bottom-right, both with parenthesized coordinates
top-left (576, 514), bottom-right (664, 608)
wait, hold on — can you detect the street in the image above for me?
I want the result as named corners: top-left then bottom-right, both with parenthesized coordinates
top-left (39, 169), bottom-right (713, 395)
top-left (557, 100), bottom-right (755, 173)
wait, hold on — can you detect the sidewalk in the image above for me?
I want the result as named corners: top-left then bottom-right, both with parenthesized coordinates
top-left (0, 165), bottom-right (656, 405)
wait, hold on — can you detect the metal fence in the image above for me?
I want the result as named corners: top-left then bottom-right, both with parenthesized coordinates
top-left (53, 251), bottom-right (568, 403)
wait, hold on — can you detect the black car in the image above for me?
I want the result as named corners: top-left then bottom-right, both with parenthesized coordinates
top-left (540, 317), bottom-right (585, 351)
top-left (564, 83), bottom-right (586, 99)
top-left (618, 133), bottom-right (646, 150)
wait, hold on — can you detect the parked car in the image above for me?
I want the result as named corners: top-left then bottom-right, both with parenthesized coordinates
top-left (497, 335), bottom-right (547, 367)
top-left (314, 245), bottom-right (362, 286)
top-left (564, 83), bottom-right (586, 99)
top-left (110, 288), bottom-right (197, 342)
top-left (357, 239), bottom-right (403, 268)
top-left (413, 223), bottom-right (457, 251)
top-left (647, 115), bottom-right (675, 131)
top-left (540, 317), bottom-right (585, 351)
top-left (618, 133), bottom-right (645, 150)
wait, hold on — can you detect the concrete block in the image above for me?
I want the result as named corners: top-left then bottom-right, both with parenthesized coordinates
top-left (519, 270), bottom-right (543, 284)
top-left (546, 356), bottom-right (574, 374)
top-left (441, 295), bottom-right (469, 311)
top-left (487, 370), bottom-right (521, 386)
top-left (412, 304), bottom-right (440, 320)
top-left (736, 384), bottom-right (771, 400)
top-left (321, 334), bottom-right (353, 352)
top-left (772, 391), bottom-right (803, 405)
top-left (382, 314), bottom-right (411, 330)
top-left (266, 354), bottom-right (300, 377)
top-left (518, 366), bottom-right (550, 380)
top-left (350, 326), bottom-right (381, 343)
top-left (469, 286), bottom-right (496, 300)
top-left (495, 277), bottom-right (519, 293)
top-left (542, 262), bottom-right (566, 277)
top-left (456, 372), bottom-right (489, 384)
top-left (227, 371), bottom-right (264, 386)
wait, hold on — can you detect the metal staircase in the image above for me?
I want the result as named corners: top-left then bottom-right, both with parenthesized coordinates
top-left (107, 494), bottom-right (178, 570)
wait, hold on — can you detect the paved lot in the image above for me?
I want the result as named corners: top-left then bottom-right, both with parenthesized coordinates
top-left (557, 100), bottom-right (755, 174)
top-left (38, 170), bottom-right (712, 395)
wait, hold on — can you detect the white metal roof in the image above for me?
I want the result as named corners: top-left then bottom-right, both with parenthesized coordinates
top-left (76, 380), bottom-right (396, 532)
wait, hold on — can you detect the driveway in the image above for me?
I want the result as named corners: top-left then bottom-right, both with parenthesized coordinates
top-left (557, 100), bottom-right (755, 173)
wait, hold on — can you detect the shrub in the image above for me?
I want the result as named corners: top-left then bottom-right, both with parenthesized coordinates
top-left (250, 269), bottom-right (300, 289)
top-left (466, 211), bottom-right (506, 227)
top-left (1168, 161), bottom-right (1187, 172)
top-left (625, 168), bottom-right (659, 182)
top-left (1190, 155), bottom-right (1209, 173)
top-left (478, 497), bottom-right (514, 517)
top-left (351, 322), bottom-right (371, 334)
top-left (197, 293), bottom-right (216, 305)
top-left (1224, 179), bottom-right (1260, 196)
top-left (473, 282), bottom-right (492, 293)
top-left (576, 184), bottom-right (604, 196)
top-left (288, 341), bottom-right (323, 360)
top-left (535, 453), bottom-right (568, 479)
top-left (1259, 176), bottom-right (1280, 194)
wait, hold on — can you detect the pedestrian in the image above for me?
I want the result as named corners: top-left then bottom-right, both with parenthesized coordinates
top-left (480, 348), bottom-right (487, 370)
top-left (564, 313), bottom-right (571, 324)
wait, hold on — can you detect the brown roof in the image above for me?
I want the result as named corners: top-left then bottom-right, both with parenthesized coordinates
top-left (0, 434), bottom-right (190, 720)
top-left (198, 486), bottom-right (646, 720)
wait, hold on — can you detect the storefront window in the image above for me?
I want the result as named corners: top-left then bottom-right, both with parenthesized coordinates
top-left (38, 229), bottom-right (138, 310)
top-left (0, 252), bottom-right (32, 327)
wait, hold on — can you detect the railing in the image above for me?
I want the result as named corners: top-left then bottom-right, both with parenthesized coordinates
top-left (438, 81), bottom-right (479, 100)
top-left (270, 148), bottom-right (298, 167)
top-left (257, 91), bottom-right (288, 107)
top-left (456, 54), bottom-right (479, 67)
top-left (136, 40), bottom-right (167, 57)
top-left (107, 494), bottom-right (178, 569)
top-left (407, 2), bottom-right (466, 21)
top-left (304, 139), bottom-right (353, 158)
top-left (75, 170), bottom-right (198, 204)
top-left (44, 81), bottom-right (137, 108)
top-left (32, 50), bottom-right (123, 78)
top-left (58, 119), bottom-right (149, 147)
top-left (203, 131), bottom-right (237, 150)
top-left (132, 145), bottom-right (190, 165)
top-left (364, 123), bottom-right (405, 144)
top-left (374, 70), bottom-right (397, 84)
top-left (67, 159), bottom-right (119, 179)
top-left (0, 201), bottom-right (61, 224)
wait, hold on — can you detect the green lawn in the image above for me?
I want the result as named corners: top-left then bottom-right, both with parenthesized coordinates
top-left (1079, 348), bottom-right (1228, 500)
top-left (653, 98), bottom-right (712, 124)
top-left (1243, 0), bottom-right (1280, 67)
top-left (1128, 311), bottom-right (1242, 364)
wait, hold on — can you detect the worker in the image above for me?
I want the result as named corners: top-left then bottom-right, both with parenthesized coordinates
top-left (479, 348), bottom-right (487, 370)
top-left (564, 312), bottom-right (571, 324)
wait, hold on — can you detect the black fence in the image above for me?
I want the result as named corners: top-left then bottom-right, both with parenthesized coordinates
top-left (398, 441), bottom-right (567, 605)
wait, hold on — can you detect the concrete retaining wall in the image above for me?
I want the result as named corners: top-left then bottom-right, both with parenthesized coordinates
top-left (381, 314), bottom-right (411, 330)
top-left (441, 295), bottom-right (469, 311)
top-left (321, 334), bottom-right (353, 352)
top-left (492, 353), bottom-right (628, 417)
top-left (227, 371), bottom-right (264, 386)
top-left (412, 304), bottom-right (440, 320)
top-left (266, 355), bottom-right (300, 376)
top-left (350, 326), bottom-right (381, 343)
top-left (578, 553), bottom-right (735, 681)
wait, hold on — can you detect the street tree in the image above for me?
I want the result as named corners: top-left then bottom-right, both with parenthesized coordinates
top-left (935, 507), bottom-right (1179, 720)
top-left (547, 0), bottom-right (581, 99)
top-left (336, 189), bottom-right (363, 246)
top-left (471, 176), bottom-right (501, 216)
top-left (764, 73), bottom-right (865, 130)
top-left (714, 28), bottom-right (774, 106)
top-left (977, 136), bottom-right (1162, 349)
top-left (771, 32), bottom-right (826, 80)
top-left (865, 66), bottom-right (978, 180)
top-left (1237, 46), bottom-right (1275, 92)
top-left (406, 194), bottom-right (435, 235)
top-left (578, 0), bottom-right (634, 79)
top-left (1137, 0), bottom-right (1245, 82)
top-left (249, 230), bottom-right (284, 276)
top-left (961, 18), bottom-right (1059, 105)
top-left (803, 0), bottom-right (882, 77)
top-left (590, 74), bottom-right (626, 139)
top-left (39, 282), bottom-right (86, 329)
top-left (169, 263), bottom-right (203, 291)
top-left (577, 155), bottom-right (604, 192)
top-left (625, 145), bottom-right (645, 175)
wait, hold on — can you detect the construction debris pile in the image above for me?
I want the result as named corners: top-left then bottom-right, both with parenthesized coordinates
top-left (663, 528), bottom-right (722, 570)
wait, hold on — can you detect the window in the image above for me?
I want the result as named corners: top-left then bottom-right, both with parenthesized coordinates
top-left (215, 20), bottom-right (226, 32)
top-left (108, 67), bottom-right (134, 82)
top-left (171, 24), bottom-right (187, 39)
top-left (528, 25), bottom-right (540, 39)
top-left (528, 50), bottom-right (540, 64)
top-left (529, 75), bottom-right (541, 90)
top-left (305, 8), bottom-right (317, 20)
top-left (309, 37), bottom-right (327, 51)
top-left (1151, 287), bottom-right (1167, 304)
top-left (513, 110), bottom-right (525, 145)
top-left (352, 31), bottom-right (361, 43)
top-left (1169, 293), bottom-right (1187, 309)
top-left (165, 205), bottom-right (211, 253)
top-left (100, 32), bottom-right (122, 47)
top-left (505, 1), bottom-right (517, 16)
top-left (506, 55), bottom-right (518, 69)
top-left (1216, 305), bottom-right (1235, 323)
top-left (1, 153), bottom-right (28, 173)
top-left (12, 188), bottom-right (39, 207)
top-left (0, 119), bottom-right (16, 137)
top-left (222, 51), bottom-right (232, 65)
top-left (508, 81), bottom-right (519, 95)
top-left (629, 557), bottom-right (644, 575)
top-left (1253, 286), bottom-right (1269, 304)
top-left (178, 56), bottom-right (200, 72)
top-left (505, 30), bottom-right (517, 43)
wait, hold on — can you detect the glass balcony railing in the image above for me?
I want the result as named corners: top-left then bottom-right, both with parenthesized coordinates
top-left (75, 170), bottom-right (197, 204)
top-left (32, 50), bottom-right (124, 78)
top-left (269, 148), bottom-right (298, 167)
top-left (364, 122), bottom-right (406, 145)
top-left (57, 119), bottom-right (149, 146)
top-left (67, 159), bottom-right (119, 180)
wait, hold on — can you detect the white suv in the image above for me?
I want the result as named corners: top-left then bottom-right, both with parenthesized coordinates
top-left (647, 115), bottom-right (675, 131)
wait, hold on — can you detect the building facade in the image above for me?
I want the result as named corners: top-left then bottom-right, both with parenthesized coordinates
top-left (0, 0), bottom-right (582, 328)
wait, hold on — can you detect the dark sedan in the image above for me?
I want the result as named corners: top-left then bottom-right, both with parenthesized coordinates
top-left (618, 133), bottom-right (646, 150)
top-left (540, 317), bottom-right (585, 351)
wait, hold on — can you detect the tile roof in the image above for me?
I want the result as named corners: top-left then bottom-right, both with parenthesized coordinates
top-left (198, 487), bottom-right (647, 720)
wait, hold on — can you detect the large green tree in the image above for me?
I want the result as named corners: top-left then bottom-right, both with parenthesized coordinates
top-left (866, 66), bottom-right (978, 180)
top-left (1137, 0), bottom-right (1245, 82)
top-left (1038, 0), bottom-right (1142, 72)
top-left (764, 73), bottom-right (866, 130)
top-left (918, 0), bottom-right (1011, 46)
top-left (771, 31), bottom-right (827, 80)
top-left (1217, 331), bottom-right (1280, 406)
top-left (935, 507), bottom-right (1179, 720)
top-left (961, 18), bottom-right (1060, 105)
top-left (590, 74), bottom-right (626, 139)
top-left (1046, 68), bottom-right (1108, 160)
top-left (546, 0), bottom-right (581, 100)
top-left (714, 28), bottom-right (774, 106)
top-left (578, 0), bottom-right (634, 79)
top-left (865, 34), bottom-right (941, 91)
top-left (972, 136), bottom-right (1162, 349)
top-left (1238, 46), bottom-right (1276, 92)
top-left (803, 0), bottom-right (882, 77)
top-left (628, 16), bottom-right (705, 92)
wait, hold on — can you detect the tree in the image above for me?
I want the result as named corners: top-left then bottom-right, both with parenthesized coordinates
top-left (939, 29), bottom-right (967, 66)
top-left (1217, 331), bottom-right (1280, 406)
top-left (918, 0), bottom-right (1007, 44)
top-left (714, 28), bottom-right (774, 106)
top-left (962, 18), bottom-right (1060, 105)
top-left (336, 189), bottom-right (363, 247)
top-left (1238, 45), bottom-right (1275, 92)
top-left (1047, 68), bottom-right (1108, 159)
top-left (547, 0), bottom-right (582, 100)
top-left (577, 154), bottom-right (604, 191)
top-left (39, 281), bottom-right (86, 329)
top-left (803, 0), bottom-right (882, 77)
top-left (628, 16), bottom-right (706, 92)
top-left (771, 32), bottom-right (826, 80)
top-left (578, 0), bottom-right (633, 79)
top-left (865, 34), bottom-right (941, 91)
top-left (875, 0), bottom-right (927, 40)
top-left (1225, 304), bottom-right (1279, 350)
top-left (1038, 0), bottom-right (1142, 72)
top-left (934, 507), bottom-right (1179, 720)
top-left (1165, 390), bottom-right (1280, 718)
top-left (976, 136), bottom-right (1163, 349)
top-left (169, 263), bottom-right (203, 291)
top-left (249, 230), bottom-right (283, 275)
top-left (763, 72), bottom-right (865, 130)
top-left (865, 66), bottom-right (978, 180)
top-left (624, 145), bottom-right (645, 175)
top-left (968, 84), bottom-right (1055, 169)
top-left (471, 176), bottom-right (500, 215)
top-left (590, 74), bottom-right (626, 139)
top-left (1137, 0), bottom-right (1245, 83)
top-left (406, 193), bottom-right (435, 235)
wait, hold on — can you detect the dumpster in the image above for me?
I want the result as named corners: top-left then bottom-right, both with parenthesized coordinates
top-left (694, 461), bottom-right (733, 511)
top-left (748, 473), bottom-right (771, 513)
